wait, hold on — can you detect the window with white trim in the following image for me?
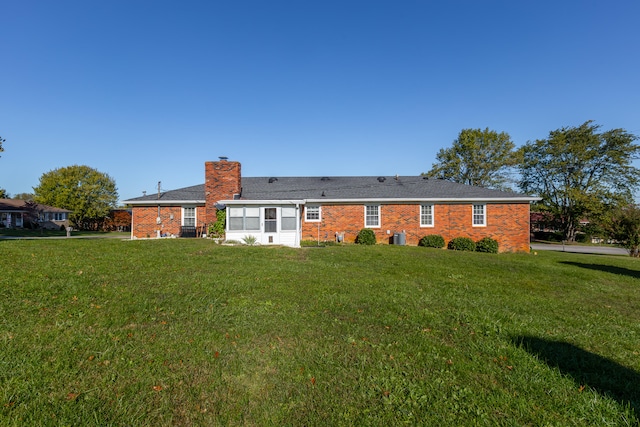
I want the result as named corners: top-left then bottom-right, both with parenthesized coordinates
top-left (473, 204), bottom-right (486, 226)
top-left (183, 207), bottom-right (196, 226)
top-left (305, 205), bottom-right (321, 222)
top-left (229, 207), bottom-right (260, 231)
top-left (365, 205), bottom-right (380, 228)
top-left (420, 204), bottom-right (434, 227)
top-left (281, 207), bottom-right (297, 231)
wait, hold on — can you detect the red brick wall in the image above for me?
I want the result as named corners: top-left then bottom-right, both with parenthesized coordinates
top-left (131, 206), bottom-right (206, 238)
top-left (131, 160), bottom-right (240, 238)
top-left (301, 202), bottom-right (531, 252)
top-left (205, 160), bottom-right (241, 224)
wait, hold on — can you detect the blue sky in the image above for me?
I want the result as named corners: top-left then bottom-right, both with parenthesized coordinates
top-left (1, 1), bottom-right (639, 203)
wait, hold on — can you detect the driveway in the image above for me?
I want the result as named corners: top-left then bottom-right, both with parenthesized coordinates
top-left (530, 243), bottom-right (629, 256)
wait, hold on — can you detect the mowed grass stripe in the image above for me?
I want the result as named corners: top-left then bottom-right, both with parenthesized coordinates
top-left (0, 239), bottom-right (638, 426)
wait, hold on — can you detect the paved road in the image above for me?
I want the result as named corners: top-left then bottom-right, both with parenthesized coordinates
top-left (530, 243), bottom-right (629, 256)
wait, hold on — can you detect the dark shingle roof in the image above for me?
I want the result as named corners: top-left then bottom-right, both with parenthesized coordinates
top-left (125, 177), bottom-right (535, 204)
top-left (0, 199), bottom-right (71, 212)
top-left (241, 176), bottom-right (529, 200)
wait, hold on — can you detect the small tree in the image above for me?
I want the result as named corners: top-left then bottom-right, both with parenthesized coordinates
top-left (605, 204), bottom-right (640, 257)
top-left (23, 200), bottom-right (44, 229)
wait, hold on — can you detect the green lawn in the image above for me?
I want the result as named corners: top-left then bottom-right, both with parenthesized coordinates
top-left (0, 229), bottom-right (129, 238)
top-left (1, 239), bottom-right (638, 426)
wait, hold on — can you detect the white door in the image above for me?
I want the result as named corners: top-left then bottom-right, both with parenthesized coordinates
top-left (263, 207), bottom-right (279, 244)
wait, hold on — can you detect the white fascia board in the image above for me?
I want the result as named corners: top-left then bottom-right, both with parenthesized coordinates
top-left (218, 197), bottom-right (541, 205)
top-left (125, 200), bottom-right (206, 206)
top-left (303, 197), bottom-right (541, 203)
top-left (218, 199), bottom-right (305, 205)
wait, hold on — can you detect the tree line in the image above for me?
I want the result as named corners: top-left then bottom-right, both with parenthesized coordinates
top-left (425, 121), bottom-right (640, 255)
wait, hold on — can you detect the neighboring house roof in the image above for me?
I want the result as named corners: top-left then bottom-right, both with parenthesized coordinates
top-left (0, 199), bottom-right (72, 213)
top-left (125, 177), bottom-right (538, 205)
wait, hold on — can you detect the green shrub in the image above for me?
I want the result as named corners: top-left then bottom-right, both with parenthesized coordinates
top-left (419, 234), bottom-right (445, 248)
top-left (575, 233), bottom-right (589, 243)
top-left (208, 209), bottom-right (226, 238)
top-left (355, 228), bottom-right (376, 245)
top-left (241, 235), bottom-right (258, 245)
top-left (476, 237), bottom-right (499, 253)
top-left (447, 237), bottom-right (476, 251)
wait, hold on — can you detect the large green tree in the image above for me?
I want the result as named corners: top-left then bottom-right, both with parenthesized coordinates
top-left (34, 165), bottom-right (119, 230)
top-left (519, 121), bottom-right (640, 242)
top-left (425, 128), bottom-right (520, 189)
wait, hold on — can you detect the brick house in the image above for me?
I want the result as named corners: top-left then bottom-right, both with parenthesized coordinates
top-left (124, 158), bottom-right (539, 252)
top-left (0, 199), bottom-right (71, 229)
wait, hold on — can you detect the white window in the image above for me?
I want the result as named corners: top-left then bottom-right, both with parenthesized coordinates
top-left (183, 207), bottom-right (196, 226)
top-left (281, 207), bottom-right (297, 231)
top-left (245, 207), bottom-right (260, 230)
top-left (473, 204), bottom-right (486, 226)
top-left (365, 205), bottom-right (380, 228)
top-left (228, 207), bottom-right (260, 231)
top-left (420, 204), bottom-right (434, 227)
top-left (228, 207), bottom-right (243, 231)
top-left (305, 205), bottom-right (321, 222)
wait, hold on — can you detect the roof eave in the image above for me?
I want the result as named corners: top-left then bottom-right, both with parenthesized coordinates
top-left (125, 199), bottom-right (206, 206)
top-left (220, 197), bottom-right (541, 204)
top-left (218, 199), bottom-right (306, 205)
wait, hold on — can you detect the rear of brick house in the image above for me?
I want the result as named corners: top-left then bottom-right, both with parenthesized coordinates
top-left (125, 158), bottom-right (538, 252)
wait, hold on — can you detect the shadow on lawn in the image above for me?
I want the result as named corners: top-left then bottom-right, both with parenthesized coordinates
top-left (513, 336), bottom-right (640, 416)
top-left (560, 261), bottom-right (640, 280)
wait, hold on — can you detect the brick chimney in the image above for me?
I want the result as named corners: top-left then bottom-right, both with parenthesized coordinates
top-left (205, 158), bottom-right (241, 224)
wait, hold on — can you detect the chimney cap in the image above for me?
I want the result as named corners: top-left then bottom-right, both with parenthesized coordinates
top-left (219, 156), bottom-right (228, 161)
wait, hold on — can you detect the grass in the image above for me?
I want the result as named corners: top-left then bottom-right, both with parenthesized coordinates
top-left (1, 239), bottom-right (639, 426)
top-left (0, 228), bottom-right (129, 238)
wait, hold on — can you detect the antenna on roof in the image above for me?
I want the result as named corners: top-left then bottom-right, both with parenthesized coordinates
top-left (157, 181), bottom-right (161, 200)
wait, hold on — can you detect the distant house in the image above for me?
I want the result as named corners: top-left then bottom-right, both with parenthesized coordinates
top-left (124, 159), bottom-right (540, 252)
top-left (0, 199), bottom-right (71, 230)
